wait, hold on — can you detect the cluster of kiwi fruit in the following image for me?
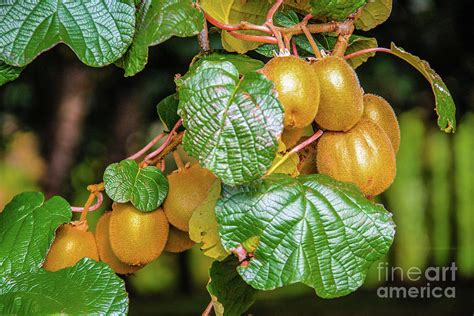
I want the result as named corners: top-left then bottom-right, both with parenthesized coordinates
top-left (44, 163), bottom-right (215, 274)
top-left (262, 55), bottom-right (400, 197)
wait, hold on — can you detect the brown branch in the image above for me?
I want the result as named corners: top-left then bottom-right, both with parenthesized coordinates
top-left (205, 12), bottom-right (271, 34)
top-left (148, 131), bottom-right (185, 166)
top-left (228, 31), bottom-right (278, 44)
top-left (266, 0), bottom-right (284, 22)
top-left (198, 20), bottom-right (211, 53)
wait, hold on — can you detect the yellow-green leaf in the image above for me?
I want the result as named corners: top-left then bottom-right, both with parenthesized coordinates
top-left (201, 0), bottom-right (271, 53)
top-left (189, 179), bottom-right (229, 260)
top-left (345, 36), bottom-right (378, 68)
top-left (355, 0), bottom-right (392, 31)
top-left (270, 153), bottom-right (300, 177)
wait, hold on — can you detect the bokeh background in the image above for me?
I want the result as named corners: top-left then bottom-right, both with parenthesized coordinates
top-left (0, 0), bottom-right (473, 315)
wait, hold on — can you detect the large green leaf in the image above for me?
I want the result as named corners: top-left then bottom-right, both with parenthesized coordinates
top-left (201, 0), bottom-right (271, 53)
top-left (0, 60), bottom-right (24, 86)
top-left (207, 257), bottom-right (258, 316)
top-left (178, 60), bottom-right (284, 185)
top-left (103, 159), bottom-right (169, 212)
top-left (389, 43), bottom-right (456, 132)
top-left (117, 0), bottom-right (204, 76)
top-left (216, 174), bottom-right (395, 297)
top-left (0, 259), bottom-right (128, 314)
top-left (0, 192), bottom-right (70, 275)
top-left (355, 0), bottom-right (392, 31)
top-left (0, 1), bottom-right (135, 67)
top-left (310, 0), bottom-right (367, 21)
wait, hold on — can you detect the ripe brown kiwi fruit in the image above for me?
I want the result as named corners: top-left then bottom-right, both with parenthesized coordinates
top-left (362, 94), bottom-right (400, 153)
top-left (164, 226), bottom-right (195, 253)
top-left (43, 223), bottom-right (99, 272)
top-left (316, 119), bottom-right (396, 196)
top-left (313, 56), bottom-right (364, 131)
top-left (163, 164), bottom-right (216, 232)
top-left (261, 56), bottom-right (320, 129)
top-left (109, 203), bottom-right (169, 266)
top-left (95, 212), bottom-right (141, 274)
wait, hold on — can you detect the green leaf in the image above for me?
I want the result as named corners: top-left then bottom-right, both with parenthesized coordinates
top-left (201, 0), bottom-right (271, 53)
top-left (0, 61), bottom-right (24, 86)
top-left (189, 52), bottom-right (265, 76)
top-left (0, 259), bottom-right (128, 314)
top-left (310, 0), bottom-right (367, 21)
top-left (355, 0), bottom-right (392, 31)
top-left (0, 192), bottom-right (71, 275)
top-left (274, 10), bottom-right (300, 27)
top-left (117, 0), bottom-right (204, 76)
top-left (255, 44), bottom-right (278, 57)
top-left (282, 0), bottom-right (312, 14)
top-left (189, 179), bottom-right (229, 260)
top-left (0, 1), bottom-right (136, 67)
top-left (157, 94), bottom-right (181, 132)
top-left (178, 60), bottom-right (284, 185)
top-left (103, 159), bottom-right (169, 212)
top-left (216, 174), bottom-right (395, 297)
top-left (207, 257), bottom-right (258, 316)
top-left (389, 43), bottom-right (456, 132)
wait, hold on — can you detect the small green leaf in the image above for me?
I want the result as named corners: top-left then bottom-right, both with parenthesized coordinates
top-left (103, 159), bottom-right (169, 212)
top-left (216, 174), bottom-right (395, 297)
top-left (274, 10), bottom-right (299, 27)
top-left (157, 94), bottom-right (181, 132)
top-left (0, 1), bottom-right (136, 67)
top-left (310, 0), bottom-right (367, 21)
top-left (207, 257), bottom-right (258, 316)
top-left (189, 179), bottom-right (229, 260)
top-left (0, 61), bottom-right (24, 86)
top-left (283, 0), bottom-right (312, 14)
top-left (0, 192), bottom-right (71, 275)
top-left (355, 0), bottom-right (392, 31)
top-left (0, 259), bottom-right (128, 314)
top-left (117, 0), bottom-right (204, 76)
top-left (178, 60), bottom-right (284, 185)
top-left (255, 44), bottom-right (278, 57)
top-left (189, 52), bottom-right (265, 76)
top-left (389, 43), bottom-right (456, 132)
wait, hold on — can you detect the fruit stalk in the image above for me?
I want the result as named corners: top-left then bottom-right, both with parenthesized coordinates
top-left (79, 192), bottom-right (98, 222)
top-left (144, 118), bottom-right (183, 165)
top-left (267, 130), bottom-right (323, 175)
top-left (201, 300), bottom-right (213, 316)
top-left (127, 133), bottom-right (165, 160)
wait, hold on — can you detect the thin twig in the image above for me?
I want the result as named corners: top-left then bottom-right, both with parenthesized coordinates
top-left (291, 38), bottom-right (298, 56)
top-left (144, 119), bottom-right (182, 165)
top-left (198, 19), bottom-right (211, 53)
top-left (202, 300), bottom-right (213, 316)
top-left (71, 192), bottom-right (103, 213)
top-left (301, 24), bottom-right (322, 59)
top-left (266, 0), bottom-right (284, 22)
top-left (79, 192), bottom-right (97, 222)
top-left (344, 47), bottom-right (392, 60)
top-left (228, 31), bottom-right (278, 44)
top-left (204, 12), bottom-right (271, 33)
top-left (267, 130), bottom-right (324, 175)
top-left (148, 131), bottom-right (185, 166)
top-left (127, 133), bottom-right (165, 160)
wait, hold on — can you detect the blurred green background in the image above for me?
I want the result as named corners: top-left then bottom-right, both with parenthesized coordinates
top-left (0, 0), bottom-right (473, 315)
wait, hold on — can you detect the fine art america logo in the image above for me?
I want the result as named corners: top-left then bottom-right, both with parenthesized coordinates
top-left (377, 262), bottom-right (457, 299)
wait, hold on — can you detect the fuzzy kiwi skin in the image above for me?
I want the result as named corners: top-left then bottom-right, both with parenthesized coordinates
top-left (164, 226), bottom-right (195, 253)
top-left (262, 56), bottom-right (320, 129)
top-left (163, 164), bottom-right (216, 232)
top-left (316, 119), bottom-right (396, 196)
top-left (109, 203), bottom-right (169, 266)
top-left (362, 94), bottom-right (401, 153)
top-left (313, 56), bottom-right (364, 131)
top-left (43, 224), bottom-right (99, 272)
top-left (95, 212), bottom-right (142, 274)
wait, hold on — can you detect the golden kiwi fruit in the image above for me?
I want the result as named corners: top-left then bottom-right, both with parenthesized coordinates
top-left (362, 94), bottom-right (401, 153)
top-left (43, 223), bottom-right (99, 272)
top-left (164, 226), bottom-right (195, 253)
top-left (95, 212), bottom-right (142, 274)
top-left (316, 119), bottom-right (396, 196)
top-left (163, 164), bottom-right (216, 232)
top-left (261, 56), bottom-right (320, 129)
top-left (109, 203), bottom-right (169, 266)
top-left (313, 56), bottom-right (364, 131)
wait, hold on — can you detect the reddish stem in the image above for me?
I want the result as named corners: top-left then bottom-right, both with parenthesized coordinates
top-left (344, 47), bottom-right (392, 60)
top-left (228, 31), bottom-right (278, 44)
top-left (127, 133), bottom-right (165, 160)
top-left (144, 119), bottom-right (183, 164)
top-left (205, 12), bottom-right (271, 33)
top-left (266, 0), bottom-right (284, 22)
top-left (292, 38), bottom-right (298, 56)
top-left (290, 130), bottom-right (324, 154)
top-left (202, 301), bottom-right (213, 316)
top-left (71, 192), bottom-right (103, 213)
